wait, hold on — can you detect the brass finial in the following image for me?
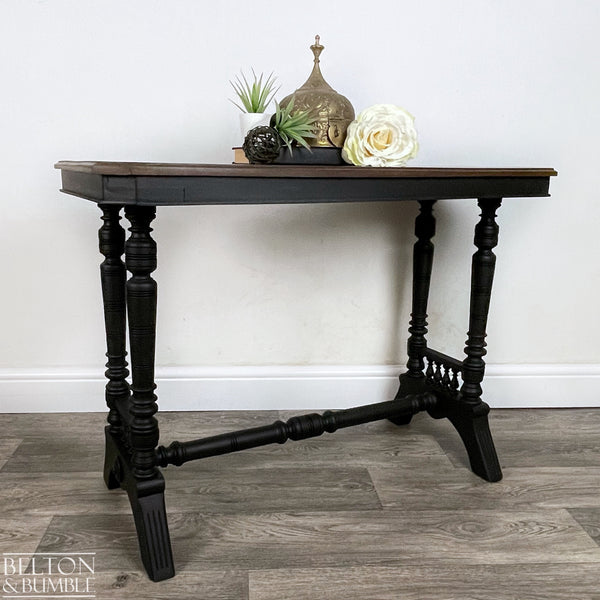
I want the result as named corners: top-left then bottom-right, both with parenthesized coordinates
top-left (279, 35), bottom-right (355, 148)
top-left (311, 35), bottom-right (323, 63)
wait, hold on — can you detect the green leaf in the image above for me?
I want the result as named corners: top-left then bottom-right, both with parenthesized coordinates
top-left (272, 98), bottom-right (316, 152)
top-left (230, 70), bottom-right (280, 113)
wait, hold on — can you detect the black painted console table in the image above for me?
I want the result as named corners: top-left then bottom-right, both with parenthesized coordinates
top-left (55, 161), bottom-right (556, 581)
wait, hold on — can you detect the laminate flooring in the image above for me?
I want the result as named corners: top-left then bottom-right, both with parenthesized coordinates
top-left (1, 409), bottom-right (599, 599)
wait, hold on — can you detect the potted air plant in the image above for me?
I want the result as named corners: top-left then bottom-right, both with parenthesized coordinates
top-left (230, 69), bottom-right (279, 142)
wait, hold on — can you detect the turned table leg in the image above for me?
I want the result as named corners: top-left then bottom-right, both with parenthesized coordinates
top-left (449, 198), bottom-right (503, 482)
top-left (98, 205), bottom-right (130, 489)
top-left (122, 206), bottom-right (175, 581)
top-left (391, 200), bottom-right (436, 424)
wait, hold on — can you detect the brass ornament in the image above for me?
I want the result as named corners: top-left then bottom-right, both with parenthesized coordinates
top-left (280, 35), bottom-right (355, 148)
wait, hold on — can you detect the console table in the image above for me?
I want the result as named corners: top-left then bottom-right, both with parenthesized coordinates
top-left (55, 161), bottom-right (556, 581)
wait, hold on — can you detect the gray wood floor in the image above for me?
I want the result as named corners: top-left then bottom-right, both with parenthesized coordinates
top-left (1, 409), bottom-right (599, 599)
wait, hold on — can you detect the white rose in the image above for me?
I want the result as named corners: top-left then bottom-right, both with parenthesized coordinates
top-left (342, 104), bottom-right (418, 167)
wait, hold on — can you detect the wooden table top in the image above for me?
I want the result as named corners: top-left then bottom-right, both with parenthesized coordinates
top-left (55, 161), bottom-right (557, 179)
top-left (55, 161), bottom-right (557, 206)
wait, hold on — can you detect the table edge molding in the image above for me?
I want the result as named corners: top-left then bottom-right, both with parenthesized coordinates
top-left (55, 161), bottom-right (558, 179)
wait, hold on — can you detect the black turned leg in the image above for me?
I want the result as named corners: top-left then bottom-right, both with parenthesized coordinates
top-left (390, 200), bottom-right (436, 425)
top-left (125, 206), bottom-right (159, 480)
top-left (123, 206), bottom-right (175, 581)
top-left (450, 198), bottom-right (503, 482)
top-left (98, 205), bottom-right (130, 489)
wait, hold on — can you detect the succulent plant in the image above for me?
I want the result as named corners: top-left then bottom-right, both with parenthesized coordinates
top-left (230, 70), bottom-right (279, 113)
top-left (270, 97), bottom-right (316, 152)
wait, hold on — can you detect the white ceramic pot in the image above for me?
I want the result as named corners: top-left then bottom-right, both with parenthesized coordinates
top-left (239, 112), bottom-right (272, 143)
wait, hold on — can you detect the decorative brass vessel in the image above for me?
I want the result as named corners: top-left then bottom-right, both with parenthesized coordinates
top-left (280, 35), bottom-right (355, 148)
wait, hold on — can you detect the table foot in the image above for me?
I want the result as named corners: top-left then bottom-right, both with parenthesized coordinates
top-left (104, 427), bottom-right (175, 581)
top-left (390, 396), bottom-right (503, 482)
top-left (129, 479), bottom-right (175, 582)
top-left (447, 407), bottom-right (502, 482)
top-left (390, 368), bottom-right (502, 482)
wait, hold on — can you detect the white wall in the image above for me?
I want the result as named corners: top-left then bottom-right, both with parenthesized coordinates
top-left (1, 0), bottom-right (599, 410)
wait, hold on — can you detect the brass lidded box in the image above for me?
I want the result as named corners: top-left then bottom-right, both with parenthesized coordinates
top-left (279, 35), bottom-right (355, 148)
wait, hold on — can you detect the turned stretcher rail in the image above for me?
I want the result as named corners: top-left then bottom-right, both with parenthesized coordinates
top-left (155, 392), bottom-right (438, 467)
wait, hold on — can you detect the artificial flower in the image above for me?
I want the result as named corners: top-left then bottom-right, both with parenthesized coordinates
top-left (342, 104), bottom-right (418, 167)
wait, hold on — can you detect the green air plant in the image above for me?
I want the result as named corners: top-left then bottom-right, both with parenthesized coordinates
top-left (271, 98), bottom-right (316, 152)
top-left (230, 70), bottom-right (279, 113)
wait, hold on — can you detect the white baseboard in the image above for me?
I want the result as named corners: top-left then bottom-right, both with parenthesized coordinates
top-left (0, 364), bottom-right (599, 413)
